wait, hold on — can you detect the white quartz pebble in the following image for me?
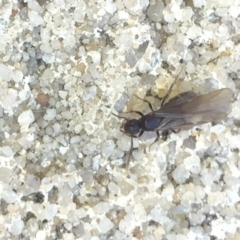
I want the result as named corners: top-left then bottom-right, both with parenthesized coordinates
top-left (18, 110), bottom-right (35, 128)
top-left (9, 217), bottom-right (24, 235)
top-left (44, 109), bottom-right (56, 121)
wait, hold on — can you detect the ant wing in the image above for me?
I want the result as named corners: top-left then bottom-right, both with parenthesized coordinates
top-left (161, 91), bottom-right (197, 109)
top-left (156, 117), bottom-right (210, 131)
top-left (154, 88), bottom-right (233, 122)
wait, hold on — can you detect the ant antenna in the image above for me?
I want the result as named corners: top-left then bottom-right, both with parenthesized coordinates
top-left (161, 66), bottom-right (185, 106)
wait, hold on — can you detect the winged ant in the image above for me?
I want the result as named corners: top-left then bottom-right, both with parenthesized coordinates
top-left (113, 68), bottom-right (233, 165)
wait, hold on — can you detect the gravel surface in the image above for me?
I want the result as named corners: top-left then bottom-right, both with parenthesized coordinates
top-left (1, 0), bottom-right (240, 239)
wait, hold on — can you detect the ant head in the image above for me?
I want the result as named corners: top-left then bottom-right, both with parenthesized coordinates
top-left (112, 113), bottom-right (141, 136)
top-left (121, 119), bottom-right (140, 136)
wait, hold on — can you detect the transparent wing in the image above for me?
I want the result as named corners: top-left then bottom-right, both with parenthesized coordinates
top-left (153, 88), bottom-right (233, 131)
top-left (160, 91), bottom-right (197, 109)
top-left (156, 117), bottom-right (209, 131)
top-left (154, 88), bottom-right (233, 118)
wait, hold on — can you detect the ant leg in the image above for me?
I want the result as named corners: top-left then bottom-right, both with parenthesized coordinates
top-left (112, 113), bottom-right (128, 121)
top-left (125, 136), bottom-right (133, 166)
top-left (158, 129), bottom-right (177, 143)
top-left (170, 129), bottom-right (177, 133)
top-left (125, 130), bottom-right (144, 166)
top-left (125, 110), bottom-right (144, 117)
top-left (149, 131), bottom-right (160, 149)
top-left (133, 94), bottom-right (154, 112)
top-left (161, 67), bottom-right (185, 107)
top-left (162, 130), bottom-right (173, 141)
top-left (137, 129), bottom-right (144, 138)
top-left (115, 110), bottom-right (144, 117)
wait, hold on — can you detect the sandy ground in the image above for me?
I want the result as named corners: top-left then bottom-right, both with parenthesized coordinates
top-left (1, 0), bottom-right (240, 239)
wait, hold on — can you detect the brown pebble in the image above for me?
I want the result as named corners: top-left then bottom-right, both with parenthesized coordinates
top-left (37, 93), bottom-right (50, 106)
top-left (11, 9), bottom-right (18, 18)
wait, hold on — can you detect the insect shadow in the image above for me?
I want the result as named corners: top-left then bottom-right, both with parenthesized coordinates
top-left (113, 69), bottom-right (233, 165)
